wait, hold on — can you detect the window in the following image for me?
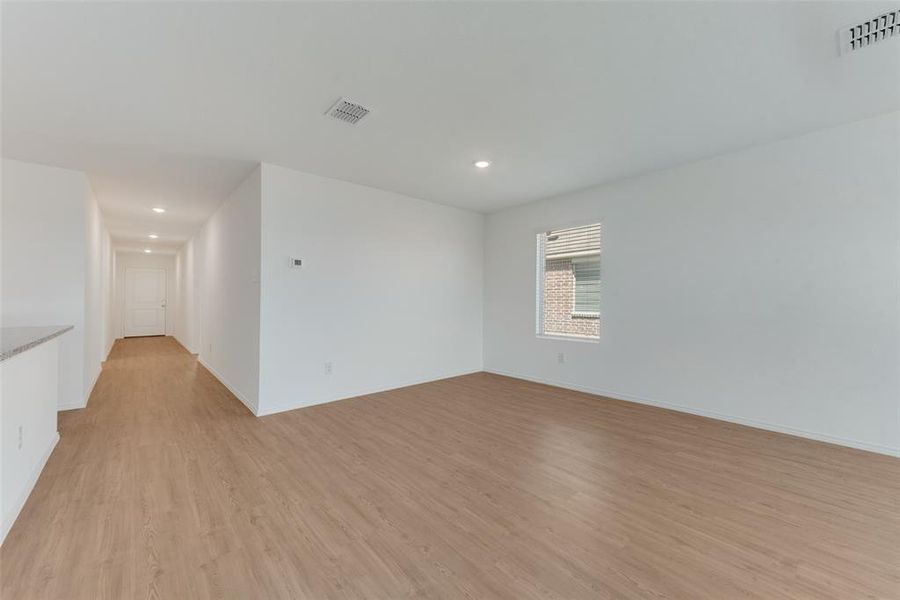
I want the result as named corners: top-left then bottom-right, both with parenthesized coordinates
top-left (536, 222), bottom-right (601, 339)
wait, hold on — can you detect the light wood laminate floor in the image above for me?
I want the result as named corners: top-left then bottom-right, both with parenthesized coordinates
top-left (1, 336), bottom-right (898, 599)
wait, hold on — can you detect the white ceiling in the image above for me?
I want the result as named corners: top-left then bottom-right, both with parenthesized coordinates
top-left (3, 2), bottom-right (899, 250)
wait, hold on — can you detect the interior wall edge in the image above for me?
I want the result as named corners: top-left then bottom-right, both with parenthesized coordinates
top-left (82, 361), bottom-right (102, 408)
top-left (198, 357), bottom-right (259, 416)
top-left (255, 369), bottom-right (484, 417)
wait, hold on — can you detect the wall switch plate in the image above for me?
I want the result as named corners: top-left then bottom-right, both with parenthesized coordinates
top-left (290, 258), bottom-right (303, 268)
top-left (324, 361), bottom-right (333, 375)
top-left (557, 353), bottom-right (565, 364)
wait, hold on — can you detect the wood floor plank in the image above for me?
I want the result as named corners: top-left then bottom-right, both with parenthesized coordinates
top-left (1, 336), bottom-right (897, 599)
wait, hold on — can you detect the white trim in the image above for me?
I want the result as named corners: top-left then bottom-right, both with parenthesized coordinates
top-left (534, 232), bottom-right (545, 336)
top-left (257, 370), bottom-right (483, 417)
top-left (172, 335), bottom-right (197, 356)
top-left (485, 369), bottom-right (900, 458)
top-left (198, 357), bottom-right (258, 415)
top-left (1, 432), bottom-right (59, 545)
top-left (535, 333), bottom-right (600, 344)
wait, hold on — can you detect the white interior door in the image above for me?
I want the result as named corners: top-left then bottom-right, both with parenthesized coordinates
top-left (124, 268), bottom-right (166, 337)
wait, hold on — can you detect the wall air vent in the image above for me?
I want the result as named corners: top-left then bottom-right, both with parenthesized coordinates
top-left (325, 98), bottom-right (370, 125)
top-left (838, 9), bottom-right (900, 54)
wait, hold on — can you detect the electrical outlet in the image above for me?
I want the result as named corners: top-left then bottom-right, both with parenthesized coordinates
top-left (557, 353), bottom-right (565, 364)
top-left (324, 361), bottom-right (333, 375)
top-left (17, 425), bottom-right (23, 450)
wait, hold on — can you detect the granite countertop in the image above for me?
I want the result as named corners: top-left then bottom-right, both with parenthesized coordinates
top-left (1, 326), bottom-right (74, 362)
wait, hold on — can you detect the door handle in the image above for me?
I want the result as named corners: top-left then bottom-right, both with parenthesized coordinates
top-left (161, 300), bottom-right (167, 308)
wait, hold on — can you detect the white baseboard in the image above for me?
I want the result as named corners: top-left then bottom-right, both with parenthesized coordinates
top-left (198, 357), bottom-right (258, 415)
top-left (256, 369), bottom-right (483, 417)
top-left (485, 369), bottom-right (900, 458)
top-left (172, 335), bottom-right (197, 355)
top-left (1, 431), bottom-right (60, 545)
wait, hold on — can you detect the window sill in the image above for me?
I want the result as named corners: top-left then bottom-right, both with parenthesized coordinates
top-left (571, 312), bottom-right (600, 319)
top-left (536, 334), bottom-right (600, 344)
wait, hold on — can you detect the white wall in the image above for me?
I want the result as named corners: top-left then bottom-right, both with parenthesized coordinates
top-left (84, 186), bottom-right (110, 400)
top-left (174, 241), bottom-right (189, 350)
top-left (102, 230), bottom-right (115, 357)
top-left (113, 251), bottom-right (177, 339)
top-left (484, 112), bottom-right (900, 456)
top-left (174, 237), bottom-right (200, 353)
top-left (257, 164), bottom-right (483, 416)
top-left (2, 159), bottom-right (90, 409)
top-left (180, 167), bottom-right (261, 413)
top-left (1, 338), bottom-right (61, 544)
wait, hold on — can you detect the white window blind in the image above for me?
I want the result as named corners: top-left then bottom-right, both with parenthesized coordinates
top-left (572, 257), bottom-right (601, 315)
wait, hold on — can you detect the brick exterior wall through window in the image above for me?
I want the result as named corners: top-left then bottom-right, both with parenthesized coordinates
top-left (542, 257), bottom-right (600, 338)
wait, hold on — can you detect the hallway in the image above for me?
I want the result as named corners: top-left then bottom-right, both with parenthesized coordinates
top-left (1, 337), bottom-right (260, 598)
top-left (1, 337), bottom-right (898, 599)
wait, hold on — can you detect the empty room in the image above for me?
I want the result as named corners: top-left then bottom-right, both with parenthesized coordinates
top-left (1, 2), bottom-right (898, 598)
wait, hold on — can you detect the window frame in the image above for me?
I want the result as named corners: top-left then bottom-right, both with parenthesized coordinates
top-left (534, 219), bottom-right (602, 343)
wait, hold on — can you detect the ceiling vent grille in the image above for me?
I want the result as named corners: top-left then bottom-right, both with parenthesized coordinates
top-left (838, 9), bottom-right (900, 54)
top-left (325, 98), bottom-right (370, 125)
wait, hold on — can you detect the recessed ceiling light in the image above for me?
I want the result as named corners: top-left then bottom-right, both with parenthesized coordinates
top-left (144, 248), bottom-right (152, 253)
top-left (152, 207), bottom-right (166, 213)
top-left (148, 234), bottom-right (158, 239)
top-left (474, 160), bottom-right (491, 169)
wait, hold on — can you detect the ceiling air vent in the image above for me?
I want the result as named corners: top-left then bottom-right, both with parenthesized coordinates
top-left (838, 9), bottom-right (900, 54)
top-left (325, 98), bottom-right (370, 125)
